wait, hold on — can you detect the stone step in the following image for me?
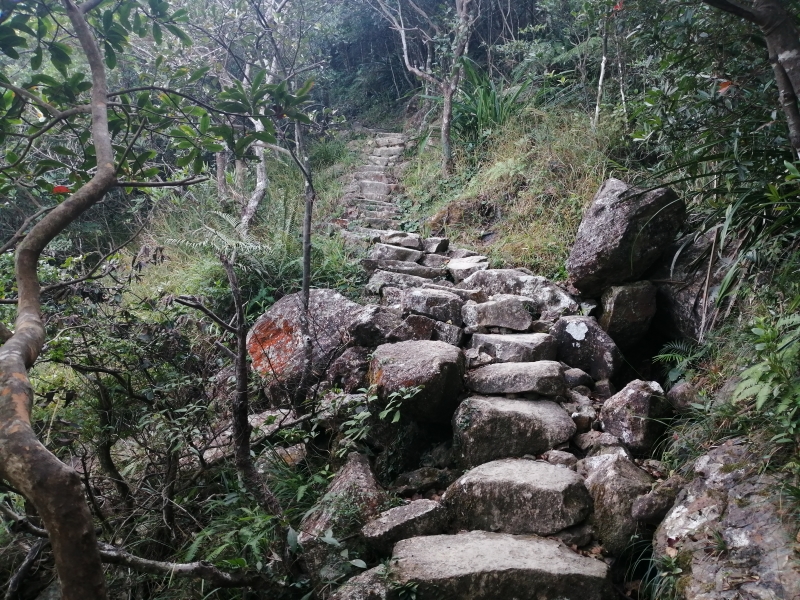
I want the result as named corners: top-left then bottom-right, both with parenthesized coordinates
top-left (373, 145), bottom-right (404, 157)
top-left (360, 191), bottom-right (393, 203)
top-left (363, 217), bottom-right (401, 229)
top-left (468, 333), bottom-right (558, 363)
top-left (443, 458), bottom-right (592, 536)
top-left (391, 531), bottom-right (613, 600)
top-left (354, 171), bottom-right (391, 183)
top-left (362, 259), bottom-right (448, 280)
top-left (360, 202), bottom-right (398, 213)
top-left (361, 210), bottom-right (401, 220)
top-left (453, 397), bottom-right (576, 466)
top-left (466, 360), bottom-right (567, 396)
top-left (359, 180), bottom-right (393, 196)
top-left (375, 136), bottom-right (405, 148)
top-left (368, 243), bottom-right (423, 263)
top-left (367, 156), bottom-right (394, 167)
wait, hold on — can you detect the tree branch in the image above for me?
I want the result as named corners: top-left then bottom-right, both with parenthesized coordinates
top-left (173, 297), bottom-right (238, 333)
top-left (115, 176), bottom-right (209, 188)
top-left (0, 206), bottom-right (57, 255)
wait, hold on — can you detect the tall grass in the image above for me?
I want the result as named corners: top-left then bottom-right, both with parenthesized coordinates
top-left (402, 110), bottom-right (621, 279)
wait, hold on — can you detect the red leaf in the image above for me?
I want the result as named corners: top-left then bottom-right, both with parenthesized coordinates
top-left (613, 1), bottom-right (624, 11)
top-left (52, 185), bottom-right (71, 194)
top-left (718, 80), bottom-right (733, 94)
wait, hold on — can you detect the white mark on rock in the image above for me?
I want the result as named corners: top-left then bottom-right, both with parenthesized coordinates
top-left (565, 321), bottom-right (589, 341)
top-left (779, 50), bottom-right (800, 62)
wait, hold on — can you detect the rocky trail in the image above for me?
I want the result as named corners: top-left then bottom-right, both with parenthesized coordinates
top-left (243, 131), bottom-right (799, 599)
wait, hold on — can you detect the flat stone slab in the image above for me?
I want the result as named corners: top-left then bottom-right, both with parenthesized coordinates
top-left (366, 270), bottom-right (431, 295)
top-left (462, 295), bottom-right (537, 331)
top-left (444, 459), bottom-right (592, 535)
top-left (368, 243), bottom-right (422, 263)
top-left (466, 361), bottom-right (566, 396)
top-left (448, 255), bottom-right (489, 282)
top-left (469, 333), bottom-right (557, 363)
top-left (458, 269), bottom-right (579, 317)
top-left (391, 531), bottom-right (613, 600)
top-left (362, 259), bottom-right (447, 279)
top-left (402, 287), bottom-right (464, 325)
top-left (362, 499), bottom-right (448, 555)
top-left (453, 397), bottom-right (576, 466)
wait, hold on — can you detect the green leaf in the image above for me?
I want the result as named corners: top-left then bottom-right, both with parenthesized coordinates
top-left (350, 559), bottom-right (367, 569)
top-left (30, 45), bottom-right (42, 70)
top-left (188, 66), bottom-right (211, 84)
top-left (152, 22), bottom-right (162, 45)
top-left (164, 23), bottom-right (191, 46)
top-left (104, 43), bottom-right (117, 69)
top-left (199, 113), bottom-right (210, 134)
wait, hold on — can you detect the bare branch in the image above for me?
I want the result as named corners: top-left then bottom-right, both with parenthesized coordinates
top-left (0, 206), bottom-right (57, 255)
top-left (173, 297), bottom-right (238, 333)
top-left (115, 176), bottom-right (209, 188)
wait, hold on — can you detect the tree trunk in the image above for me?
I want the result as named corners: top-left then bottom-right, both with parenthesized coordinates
top-left (593, 17), bottom-right (608, 130)
top-left (216, 152), bottom-right (228, 201)
top-left (0, 2), bottom-right (114, 597)
top-left (293, 121), bottom-right (315, 404)
top-left (239, 119), bottom-right (270, 235)
top-left (441, 82), bottom-right (455, 177)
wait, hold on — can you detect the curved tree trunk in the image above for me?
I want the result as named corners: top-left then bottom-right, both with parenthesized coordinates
top-left (0, 2), bottom-right (116, 597)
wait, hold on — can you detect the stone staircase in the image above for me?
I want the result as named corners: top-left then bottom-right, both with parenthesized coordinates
top-left (317, 131), bottom-right (661, 599)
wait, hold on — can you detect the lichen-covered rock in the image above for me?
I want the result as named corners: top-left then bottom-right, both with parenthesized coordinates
top-left (465, 361), bottom-right (566, 396)
top-left (566, 178), bottom-right (685, 297)
top-left (573, 431), bottom-right (630, 458)
top-left (453, 397), bottom-right (576, 466)
top-left (368, 341), bottom-right (465, 423)
top-left (298, 453), bottom-right (388, 587)
top-left (423, 237), bottom-right (449, 253)
top-left (327, 346), bottom-right (370, 392)
top-left (447, 255), bottom-right (489, 282)
top-left (597, 281), bottom-right (657, 349)
top-left (549, 316), bottom-right (623, 381)
top-left (402, 288), bottom-right (464, 325)
top-left (462, 295), bottom-right (537, 331)
top-left (390, 531), bottom-right (613, 600)
top-left (458, 269), bottom-right (579, 318)
top-left (368, 243), bottom-right (423, 262)
top-left (247, 289), bottom-right (363, 399)
top-left (631, 474), bottom-right (684, 523)
top-left (362, 259), bottom-right (447, 279)
top-left (564, 367), bottom-right (594, 389)
top-left (362, 499), bottom-right (448, 555)
top-left (349, 305), bottom-right (404, 347)
top-left (666, 381), bottom-right (699, 414)
top-left (388, 315), bottom-right (436, 342)
top-left (578, 453), bottom-right (653, 556)
top-left (543, 449), bottom-right (579, 469)
top-left (599, 380), bottom-right (672, 456)
top-left (468, 333), bottom-right (557, 363)
top-left (432, 320), bottom-right (464, 346)
top-left (329, 566), bottom-right (388, 600)
top-left (444, 459), bottom-right (592, 536)
top-left (366, 270), bottom-right (431, 294)
top-left (654, 439), bottom-right (800, 600)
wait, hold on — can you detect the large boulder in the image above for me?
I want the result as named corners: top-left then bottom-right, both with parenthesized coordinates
top-left (402, 287), bottom-right (464, 325)
top-left (458, 269), bottom-right (578, 318)
top-left (654, 439), bottom-right (800, 600)
top-left (468, 333), bottom-right (557, 363)
top-left (578, 453), bottom-right (653, 556)
top-left (466, 361), bottom-right (566, 396)
top-left (361, 499), bottom-right (448, 555)
top-left (247, 289), bottom-right (363, 399)
top-left (390, 531), bottom-right (613, 600)
top-left (453, 397), bottom-right (576, 466)
top-left (649, 231), bottom-right (734, 340)
top-left (599, 380), bottom-right (672, 456)
top-left (368, 341), bottom-right (465, 423)
top-left (298, 453), bottom-right (388, 586)
top-left (327, 346), bottom-right (370, 393)
top-left (444, 459), bottom-right (592, 536)
top-left (462, 295), bottom-right (537, 331)
top-left (549, 316), bottom-right (623, 381)
top-left (566, 178), bottom-right (685, 297)
top-left (597, 281), bottom-right (657, 349)
top-left (349, 305), bottom-right (403, 347)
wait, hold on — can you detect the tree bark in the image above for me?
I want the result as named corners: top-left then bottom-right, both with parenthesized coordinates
top-left (441, 82), bottom-right (455, 176)
top-left (216, 152), bottom-right (228, 201)
top-left (0, 2), bottom-right (115, 598)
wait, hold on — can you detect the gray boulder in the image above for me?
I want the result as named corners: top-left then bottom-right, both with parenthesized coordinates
top-left (432, 321), bottom-right (464, 346)
top-left (368, 243), bottom-right (423, 263)
top-left (597, 281), bottom-right (657, 348)
top-left (388, 315), bottom-right (436, 342)
top-left (349, 305), bottom-right (403, 347)
top-left (448, 255), bottom-right (489, 282)
top-left (654, 439), bottom-right (800, 600)
top-left (391, 467), bottom-right (460, 496)
top-left (247, 289), bottom-right (362, 400)
top-left (380, 231), bottom-right (422, 249)
top-left (444, 459), bottom-right (592, 535)
top-left (368, 341), bottom-right (465, 423)
top-left (564, 367), bottom-right (594, 389)
top-left (549, 316), bottom-right (623, 381)
top-left (458, 269), bottom-right (579, 318)
top-left (666, 381), bottom-right (698, 414)
top-left (361, 499), bottom-right (448, 555)
top-left (468, 333), bottom-right (557, 363)
top-left (361, 259), bottom-right (447, 279)
top-left (578, 453), bottom-right (653, 555)
top-left (462, 295), bottom-right (537, 331)
top-left (599, 380), bottom-right (672, 456)
top-left (298, 453), bottom-right (388, 586)
top-left (631, 474), bottom-right (684, 523)
top-left (423, 237), bottom-right (449, 253)
top-left (466, 361), bottom-right (566, 396)
top-left (419, 253), bottom-right (450, 268)
top-left (327, 346), bottom-right (370, 392)
top-left (366, 270), bottom-right (431, 295)
top-left (390, 531), bottom-right (613, 600)
top-left (402, 288), bottom-right (464, 325)
top-left (573, 431), bottom-right (630, 458)
top-left (329, 566), bottom-right (388, 600)
top-left (566, 178), bottom-right (685, 297)
top-left (453, 397), bottom-right (576, 466)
